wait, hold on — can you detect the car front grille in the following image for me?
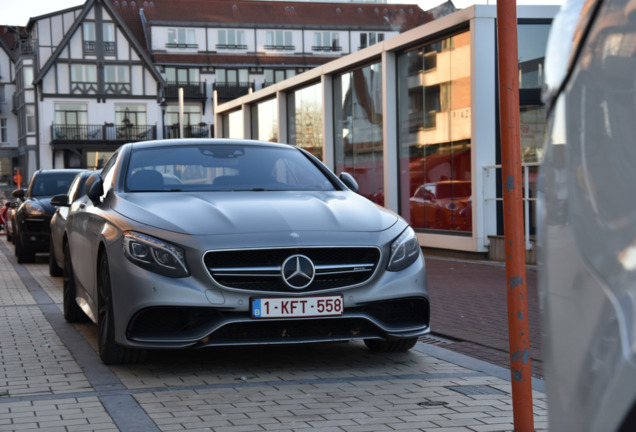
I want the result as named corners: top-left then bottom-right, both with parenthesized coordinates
top-left (204, 247), bottom-right (381, 293)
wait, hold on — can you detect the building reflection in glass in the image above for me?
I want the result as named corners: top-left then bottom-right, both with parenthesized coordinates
top-left (287, 83), bottom-right (323, 159)
top-left (397, 31), bottom-right (472, 232)
top-left (334, 63), bottom-right (384, 205)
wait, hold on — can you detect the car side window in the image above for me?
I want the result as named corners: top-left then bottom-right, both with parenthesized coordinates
top-left (100, 152), bottom-right (119, 197)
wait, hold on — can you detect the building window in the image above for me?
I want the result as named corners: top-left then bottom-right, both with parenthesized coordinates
top-left (0, 85), bottom-right (5, 102)
top-left (359, 32), bottom-right (384, 49)
top-left (313, 32), bottom-right (341, 52)
top-left (165, 67), bottom-right (200, 85)
top-left (397, 31), bottom-right (472, 233)
top-left (0, 119), bottom-right (7, 143)
top-left (54, 103), bottom-right (88, 139)
top-left (334, 63), bottom-right (384, 205)
top-left (84, 22), bottom-right (115, 53)
top-left (251, 98), bottom-right (278, 142)
top-left (287, 83), bottom-right (322, 159)
top-left (217, 29), bottom-right (246, 50)
top-left (71, 65), bottom-right (97, 94)
top-left (216, 68), bottom-right (248, 85)
top-left (26, 105), bottom-right (35, 134)
top-left (167, 28), bottom-right (197, 49)
top-left (103, 23), bottom-right (115, 54)
top-left (263, 69), bottom-right (295, 87)
top-left (116, 104), bottom-right (147, 140)
top-left (23, 66), bottom-right (33, 87)
top-left (83, 23), bottom-right (96, 52)
top-left (265, 30), bottom-right (294, 50)
top-left (105, 65), bottom-right (130, 94)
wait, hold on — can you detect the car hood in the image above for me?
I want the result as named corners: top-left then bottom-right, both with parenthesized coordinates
top-left (113, 191), bottom-right (398, 235)
top-left (28, 196), bottom-right (57, 216)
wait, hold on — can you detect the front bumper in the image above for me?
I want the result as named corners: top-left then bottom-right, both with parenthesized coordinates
top-left (107, 243), bottom-right (429, 349)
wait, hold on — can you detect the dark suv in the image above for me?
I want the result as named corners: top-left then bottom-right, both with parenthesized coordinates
top-left (12, 169), bottom-right (85, 263)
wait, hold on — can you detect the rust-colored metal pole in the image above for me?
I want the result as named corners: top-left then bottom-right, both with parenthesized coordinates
top-left (496, 1), bottom-right (535, 431)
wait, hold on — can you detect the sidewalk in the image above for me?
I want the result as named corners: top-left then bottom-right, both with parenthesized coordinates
top-left (0, 235), bottom-right (548, 431)
top-left (424, 256), bottom-right (543, 379)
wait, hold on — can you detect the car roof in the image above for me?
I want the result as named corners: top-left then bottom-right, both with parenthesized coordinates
top-left (127, 139), bottom-right (295, 151)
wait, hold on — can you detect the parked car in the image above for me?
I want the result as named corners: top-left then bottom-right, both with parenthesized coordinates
top-left (4, 201), bottom-right (17, 243)
top-left (49, 170), bottom-right (93, 276)
top-left (539, 0), bottom-right (636, 430)
top-left (61, 139), bottom-right (430, 364)
top-left (11, 169), bottom-right (85, 263)
top-left (409, 180), bottom-right (472, 231)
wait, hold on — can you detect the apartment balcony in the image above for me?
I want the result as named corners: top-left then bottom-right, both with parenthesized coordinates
top-left (50, 123), bottom-right (157, 146)
top-left (213, 82), bottom-right (254, 104)
top-left (165, 81), bottom-right (207, 100)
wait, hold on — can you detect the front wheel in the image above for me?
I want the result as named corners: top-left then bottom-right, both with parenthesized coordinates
top-left (364, 337), bottom-right (418, 353)
top-left (97, 252), bottom-right (146, 365)
top-left (15, 234), bottom-right (35, 263)
top-left (49, 240), bottom-right (63, 277)
top-left (63, 242), bottom-right (88, 323)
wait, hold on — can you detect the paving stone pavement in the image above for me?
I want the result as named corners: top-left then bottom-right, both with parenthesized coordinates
top-left (0, 235), bottom-right (547, 431)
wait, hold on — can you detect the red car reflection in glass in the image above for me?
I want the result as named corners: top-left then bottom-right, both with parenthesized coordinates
top-left (409, 180), bottom-right (472, 231)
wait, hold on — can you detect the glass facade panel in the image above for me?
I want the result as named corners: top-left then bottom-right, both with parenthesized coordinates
top-left (518, 23), bottom-right (551, 89)
top-left (287, 83), bottom-right (323, 158)
top-left (397, 31), bottom-right (472, 232)
top-left (334, 63), bottom-right (383, 205)
top-left (225, 110), bottom-right (243, 138)
top-left (252, 98), bottom-right (278, 142)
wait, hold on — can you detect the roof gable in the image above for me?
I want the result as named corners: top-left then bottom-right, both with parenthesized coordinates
top-left (33, 0), bottom-right (164, 85)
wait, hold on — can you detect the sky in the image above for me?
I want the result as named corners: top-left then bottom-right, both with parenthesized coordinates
top-left (0, 0), bottom-right (564, 27)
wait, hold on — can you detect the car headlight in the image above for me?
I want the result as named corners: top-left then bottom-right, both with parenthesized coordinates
top-left (123, 231), bottom-right (190, 278)
top-left (387, 227), bottom-right (421, 272)
top-left (22, 201), bottom-right (45, 217)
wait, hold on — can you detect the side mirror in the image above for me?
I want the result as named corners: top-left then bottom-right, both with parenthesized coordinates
top-left (50, 194), bottom-right (70, 207)
top-left (85, 172), bottom-right (104, 204)
top-left (11, 188), bottom-right (26, 200)
top-left (339, 172), bottom-right (359, 193)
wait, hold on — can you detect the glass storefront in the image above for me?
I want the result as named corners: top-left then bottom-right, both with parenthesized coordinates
top-left (223, 110), bottom-right (244, 138)
top-left (287, 83), bottom-right (323, 158)
top-left (251, 98), bottom-right (278, 142)
top-left (397, 31), bottom-right (472, 232)
top-left (334, 63), bottom-right (384, 205)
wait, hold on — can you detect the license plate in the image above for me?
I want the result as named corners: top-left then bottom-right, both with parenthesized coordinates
top-left (251, 295), bottom-right (344, 319)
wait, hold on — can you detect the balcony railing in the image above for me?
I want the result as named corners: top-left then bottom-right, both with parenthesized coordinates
top-left (165, 81), bottom-right (206, 100)
top-left (312, 45), bottom-right (342, 52)
top-left (163, 124), bottom-right (209, 139)
top-left (264, 45), bottom-right (295, 51)
top-left (213, 82), bottom-right (253, 103)
top-left (51, 124), bottom-right (157, 143)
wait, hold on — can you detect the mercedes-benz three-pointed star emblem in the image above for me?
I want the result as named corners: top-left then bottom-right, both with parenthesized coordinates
top-left (281, 254), bottom-right (315, 289)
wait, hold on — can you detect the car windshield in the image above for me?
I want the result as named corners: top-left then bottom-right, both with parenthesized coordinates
top-left (30, 173), bottom-right (77, 197)
top-left (126, 144), bottom-right (337, 192)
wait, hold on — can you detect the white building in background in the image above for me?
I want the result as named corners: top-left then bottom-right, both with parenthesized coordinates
top-left (1, 0), bottom-right (427, 193)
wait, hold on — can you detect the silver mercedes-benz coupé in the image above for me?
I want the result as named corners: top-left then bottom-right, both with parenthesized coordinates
top-left (62, 139), bottom-right (429, 364)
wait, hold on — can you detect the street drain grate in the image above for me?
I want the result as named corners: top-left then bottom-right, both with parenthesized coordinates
top-left (447, 385), bottom-right (508, 396)
top-left (418, 334), bottom-right (456, 345)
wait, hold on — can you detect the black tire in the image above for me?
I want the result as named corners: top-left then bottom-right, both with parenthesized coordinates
top-left (49, 240), bottom-right (63, 277)
top-left (15, 234), bottom-right (35, 263)
top-left (63, 242), bottom-right (88, 323)
top-left (97, 252), bottom-right (146, 365)
top-left (364, 337), bottom-right (418, 353)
